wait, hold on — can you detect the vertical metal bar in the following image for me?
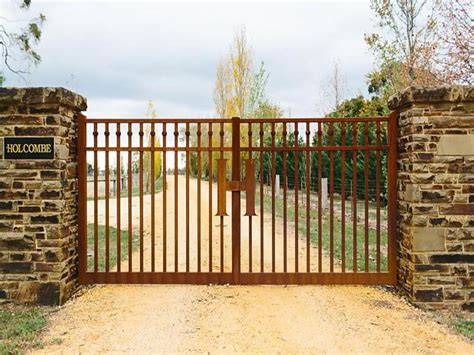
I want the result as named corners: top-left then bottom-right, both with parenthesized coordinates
top-left (341, 122), bottom-right (346, 273)
top-left (216, 159), bottom-right (228, 216)
top-left (185, 123), bottom-right (190, 272)
top-left (115, 123), bottom-right (121, 272)
top-left (376, 121), bottom-right (381, 272)
top-left (93, 122), bottom-right (98, 273)
top-left (305, 122), bottom-right (311, 272)
top-left (282, 122), bottom-right (288, 273)
top-left (329, 122), bottom-right (334, 273)
top-left (150, 123), bottom-right (156, 272)
top-left (197, 123), bottom-right (202, 272)
top-left (128, 123), bottom-right (133, 272)
top-left (174, 122), bottom-right (179, 272)
top-left (219, 121), bottom-right (225, 273)
top-left (364, 122), bottom-right (369, 272)
top-left (387, 112), bottom-right (398, 284)
top-left (294, 123), bottom-right (299, 273)
top-left (162, 124), bottom-right (167, 272)
top-left (105, 123), bottom-right (110, 272)
top-left (232, 117), bottom-right (241, 283)
top-left (317, 122), bottom-right (322, 272)
top-left (352, 122), bottom-right (358, 272)
top-left (139, 123), bottom-right (144, 272)
top-left (248, 122), bottom-right (253, 273)
top-left (259, 122), bottom-right (264, 272)
top-left (245, 160), bottom-right (256, 216)
top-left (77, 114), bottom-right (87, 280)
top-left (208, 123), bottom-right (213, 272)
top-left (271, 122), bottom-right (276, 273)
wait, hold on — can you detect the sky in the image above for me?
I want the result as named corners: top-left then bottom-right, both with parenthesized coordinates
top-left (1, 0), bottom-right (377, 118)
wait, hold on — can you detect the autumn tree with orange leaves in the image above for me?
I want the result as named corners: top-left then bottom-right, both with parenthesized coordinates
top-left (365, 0), bottom-right (472, 103)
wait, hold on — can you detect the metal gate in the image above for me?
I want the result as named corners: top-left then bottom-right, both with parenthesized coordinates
top-left (78, 114), bottom-right (397, 285)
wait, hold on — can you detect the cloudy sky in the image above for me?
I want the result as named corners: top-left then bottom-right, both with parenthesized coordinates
top-left (2, 0), bottom-right (378, 118)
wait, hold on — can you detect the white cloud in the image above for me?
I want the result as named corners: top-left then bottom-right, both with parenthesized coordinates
top-left (1, 1), bottom-right (376, 117)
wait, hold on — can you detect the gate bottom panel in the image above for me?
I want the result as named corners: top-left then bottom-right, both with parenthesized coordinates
top-left (239, 272), bottom-right (395, 285)
top-left (80, 272), bottom-right (395, 285)
top-left (79, 272), bottom-right (234, 284)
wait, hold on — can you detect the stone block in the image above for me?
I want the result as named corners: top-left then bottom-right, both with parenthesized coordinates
top-left (414, 287), bottom-right (444, 302)
top-left (430, 254), bottom-right (474, 263)
top-left (404, 184), bottom-right (421, 202)
top-left (444, 288), bottom-right (465, 300)
top-left (462, 302), bottom-right (474, 312)
top-left (439, 204), bottom-right (474, 215)
top-left (0, 262), bottom-right (32, 273)
top-left (412, 227), bottom-right (445, 252)
top-left (30, 214), bottom-right (60, 224)
top-left (438, 135), bottom-right (474, 156)
top-left (421, 190), bottom-right (451, 203)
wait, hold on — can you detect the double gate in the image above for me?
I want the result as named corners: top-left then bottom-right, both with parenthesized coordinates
top-left (78, 114), bottom-right (397, 285)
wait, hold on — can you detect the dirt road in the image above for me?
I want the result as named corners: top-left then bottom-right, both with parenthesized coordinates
top-left (35, 176), bottom-right (471, 353)
top-left (88, 175), bottom-right (330, 273)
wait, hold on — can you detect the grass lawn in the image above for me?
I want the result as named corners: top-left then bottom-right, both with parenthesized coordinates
top-left (452, 319), bottom-right (474, 340)
top-left (87, 224), bottom-right (138, 272)
top-left (255, 191), bottom-right (388, 272)
top-left (0, 305), bottom-right (57, 354)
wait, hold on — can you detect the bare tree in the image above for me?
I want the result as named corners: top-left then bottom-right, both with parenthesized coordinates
top-left (317, 61), bottom-right (347, 115)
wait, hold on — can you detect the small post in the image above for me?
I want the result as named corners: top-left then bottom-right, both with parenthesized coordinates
top-left (112, 177), bottom-right (116, 197)
top-left (275, 174), bottom-right (280, 197)
top-left (321, 178), bottom-right (328, 209)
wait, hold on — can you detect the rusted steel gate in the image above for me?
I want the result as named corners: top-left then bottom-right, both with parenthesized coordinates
top-left (78, 114), bottom-right (397, 285)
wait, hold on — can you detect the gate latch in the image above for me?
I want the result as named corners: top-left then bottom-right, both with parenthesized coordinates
top-left (216, 158), bottom-right (256, 217)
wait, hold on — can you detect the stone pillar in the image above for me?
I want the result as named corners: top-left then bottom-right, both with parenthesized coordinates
top-left (388, 86), bottom-right (474, 311)
top-left (0, 87), bottom-right (86, 305)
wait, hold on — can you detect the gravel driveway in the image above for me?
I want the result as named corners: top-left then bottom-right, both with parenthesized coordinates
top-left (34, 177), bottom-right (471, 353)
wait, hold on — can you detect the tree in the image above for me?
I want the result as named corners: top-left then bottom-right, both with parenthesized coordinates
top-left (143, 101), bottom-right (162, 192)
top-left (261, 131), bottom-right (305, 189)
top-left (309, 96), bottom-right (389, 202)
top-left (1, 0), bottom-right (46, 85)
top-left (198, 28), bottom-right (284, 179)
top-left (214, 28), bottom-right (254, 119)
top-left (317, 61), bottom-right (347, 115)
top-left (432, 0), bottom-right (473, 84)
top-left (365, 0), bottom-right (440, 101)
top-left (213, 28), bottom-right (282, 121)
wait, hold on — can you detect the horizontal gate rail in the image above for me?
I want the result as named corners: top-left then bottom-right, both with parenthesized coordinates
top-left (78, 115), bottom-right (396, 285)
top-left (84, 117), bottom-right (388, 124)
top-left (84, 145), bottom-right (389, 152)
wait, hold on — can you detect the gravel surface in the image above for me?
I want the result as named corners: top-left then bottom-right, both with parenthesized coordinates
top-left (34, 176), bottom-right (471, 353)
top-left (36, 284), bottom-right (471, 353)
